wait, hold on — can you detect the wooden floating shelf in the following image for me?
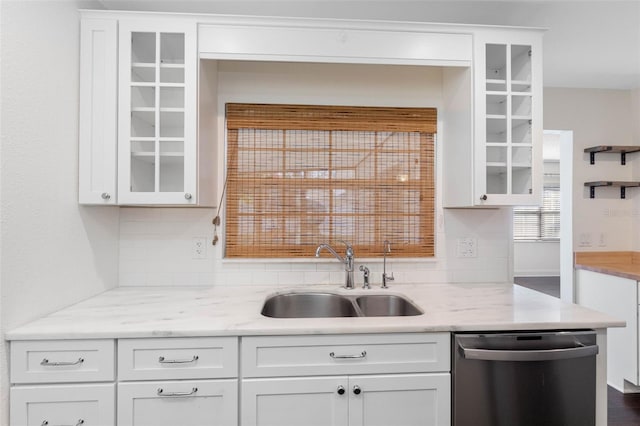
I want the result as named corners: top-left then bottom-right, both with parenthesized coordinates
top-left (584, 145), bottom-right (640, 165)
top-left (584, 181), bottom-right (640, 199)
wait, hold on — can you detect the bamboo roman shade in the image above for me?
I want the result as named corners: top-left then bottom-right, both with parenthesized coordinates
top-left (225, 103), bottom-right (436, 258)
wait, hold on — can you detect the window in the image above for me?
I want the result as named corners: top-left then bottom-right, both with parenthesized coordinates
top-left (224, 103), bottom-right (436, 258)
top-left (513, 160), bottom-right (560, 240)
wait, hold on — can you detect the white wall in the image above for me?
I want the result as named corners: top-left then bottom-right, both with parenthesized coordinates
top-left (632, 89), bottom-right (640, 251)
top-left (0, 0), bottom-right (4, 418)
top-left (514, 241), bottom-right (560, 276)
top-left (119, 61), bottom-right (512, 287)
top-left (0, 2), bottom-right (119, 425)
top-left (544, 88), bottom-right (637, 253)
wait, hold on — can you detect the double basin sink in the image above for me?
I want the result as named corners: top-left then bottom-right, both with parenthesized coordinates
top-left (261, 292), bottom-right (423, 318)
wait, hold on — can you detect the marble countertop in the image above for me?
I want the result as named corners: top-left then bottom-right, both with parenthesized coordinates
top-left (5, 283), bottom-right (624, 340)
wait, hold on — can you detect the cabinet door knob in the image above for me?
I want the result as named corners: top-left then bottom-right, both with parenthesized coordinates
top-left (353, 385), bottom-right (362, 395)
top-left (480, 194), bottom-right (488, 201)
top-left (184, 193), bottom-right (193, 200)
top-left (337, 385), bottom-right (345, 395)
top-left (101, 192), bottom-right (110, 200)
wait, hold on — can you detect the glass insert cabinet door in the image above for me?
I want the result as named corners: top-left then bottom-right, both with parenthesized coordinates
top-left (118, 21), bottom-right (196, 205)
top-left (477, 35), bottom-right (542, 206)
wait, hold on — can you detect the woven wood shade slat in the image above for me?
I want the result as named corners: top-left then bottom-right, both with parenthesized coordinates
top-left (225, 103), bottom-right (436, 259)
top-left (226, 103), bottom-right (437, 133)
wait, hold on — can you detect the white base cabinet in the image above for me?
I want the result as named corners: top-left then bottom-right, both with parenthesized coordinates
top-left (118, 379), bottom-right (238, 426)
top-left (241, 333), bottom-right (451, 426)
top-left (10, 334), bottom-right (449, 426)
top-left (350, 373), bottom-right (450, 426)
top-left (242, 376), bottom-right (348, 426)
top-left (576, 269), bottom-right (639, 392)
top-left (10, 384), bottom-right (115, 426)
top-left (241, 373), bottom-right (450, 426)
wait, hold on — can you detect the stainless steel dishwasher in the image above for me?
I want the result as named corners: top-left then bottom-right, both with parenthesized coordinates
top-left (452, 330), bottom-right (598, 426)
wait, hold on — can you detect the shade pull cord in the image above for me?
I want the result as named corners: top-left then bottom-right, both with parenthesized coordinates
top-left (212, 174), bottom-right (228, 246)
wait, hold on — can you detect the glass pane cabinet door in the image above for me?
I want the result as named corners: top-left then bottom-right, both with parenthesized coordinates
top-left (482, 41), bottom-right (536, 203)
top-left (119, 23), bottom-right (195, 204)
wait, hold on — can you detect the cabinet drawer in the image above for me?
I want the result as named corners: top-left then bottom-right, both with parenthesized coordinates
top-left (117, 379), bottom-right (238, 426)
top-left (10, 383), bottom-right (115, 426)
top-left (242, 333), bottom-right (450, 377)
top-left (10, 339), bottom-right (115, 384)
top-left (118, 337), bottom-right (238, 380)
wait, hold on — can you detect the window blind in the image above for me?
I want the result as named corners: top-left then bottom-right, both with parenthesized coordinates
top-left (225, 103), bottom-right (436, 258)
top-left (514, 187), bottom-right (560, 240)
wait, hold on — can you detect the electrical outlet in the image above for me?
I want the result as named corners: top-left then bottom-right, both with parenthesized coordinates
top-left (579, 233), bottom-right (592, 248)
top-left (192, 237), bottom-right (207, 259)
top-left (456, 238), bottom-right (477, 258)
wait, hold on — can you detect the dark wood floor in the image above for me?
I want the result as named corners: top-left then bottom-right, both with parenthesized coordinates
top-left (513, 275), bottom-right (561, 298)
top-left (608, 385), bottom-right (640, 426)
top-left (514, 276), bottom-right (640, 426)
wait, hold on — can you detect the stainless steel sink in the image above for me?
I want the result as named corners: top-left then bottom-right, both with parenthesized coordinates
top-left (261, 292), bottom-right (359, 318)
top-left (355, 294), bottom-right (423, 317)
top-left (261, 292), bottom-right (423, 318)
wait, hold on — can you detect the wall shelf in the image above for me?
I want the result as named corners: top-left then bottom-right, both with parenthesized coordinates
top-left (584, 181), bottom-right (640, 199)
top-left (584, 145), bottom-right (640, 165)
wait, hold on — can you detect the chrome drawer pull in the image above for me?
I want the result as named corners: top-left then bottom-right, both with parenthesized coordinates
top-left (329, 350), bottom-right (367, 359)
top-left (157, 387), bottom-right (198, 397)
top-left (41, 419), bottom-right (84, 426)
top-left (158, 355), bottom-right (199, 364)
top-left (40, 358), bottom-right (84, 366)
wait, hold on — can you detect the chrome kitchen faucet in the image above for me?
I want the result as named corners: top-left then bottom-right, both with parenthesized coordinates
top-left (315, 241), bottom-right (355, 289)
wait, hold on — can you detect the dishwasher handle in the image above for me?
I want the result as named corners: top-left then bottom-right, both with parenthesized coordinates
top-left (459, 343), bottom-right (598, 362)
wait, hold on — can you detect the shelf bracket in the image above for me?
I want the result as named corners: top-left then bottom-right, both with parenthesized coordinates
top-left (590, 152), bottom-right (595, 165)
top-left (621, 152), bottom-right (626, 165)
top-left (621, 186), bottom-right (626, 199)
top-left (589, 186), bottom-right (595, 199)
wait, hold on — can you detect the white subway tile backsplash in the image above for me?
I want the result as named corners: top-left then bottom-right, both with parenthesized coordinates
top-left (265, 262), bottom-right (293, 272)
top-left (171, 272), bottom-right (201, 286)
top-left (277, 271), bottom-right (307, 285)
top-left (303, 271), bottom-right (332, 285)
top-left (119, 207), bottom-right (513, 287)
top-left (119, 273), bottom-right (147, 287)
top-left (197, 272), bottom-right (217, 285)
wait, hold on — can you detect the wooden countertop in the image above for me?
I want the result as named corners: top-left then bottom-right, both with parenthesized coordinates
top-left (575, 251), bottom-right (640, 281)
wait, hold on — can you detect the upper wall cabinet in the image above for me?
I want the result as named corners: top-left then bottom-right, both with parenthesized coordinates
top-left (78, 18), bottom-right (118, 205)
top-left (443, 29), bottom-right (544, 207)
top-left (79, 15), bottom-right (215, 206)
top-left (79, 11), bottom-right (543, 208)
top-left (118, 20), bottom-right (198, 205)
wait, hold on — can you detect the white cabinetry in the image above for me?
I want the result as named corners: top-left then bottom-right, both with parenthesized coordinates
top-left (576, 269), bottom-right (639, 391)
top-left (9, 337), bottom-right (238, 426)
top-left (118, 20), bottom-right (198, 205)
top-left (78, 13), bottom-right (215, 206)
top-left (117, 337), bottom-right (238, 426)
top-left (78, 18), bottom-right (118, 205)
top-left (118, 380), bottom-right (237, 426)
top-left (242, 374), bottom-right (449, 426)
top-left (443, 28), bottom-right (543, 207)
top-left (242, 376), bottom-right (348, 426)
top-left (10, 340), bottom-right (116, 426)
top-left (241, 333), bottom-right (451, 426)
top-left (11, 384), bottom-right (116, 426)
